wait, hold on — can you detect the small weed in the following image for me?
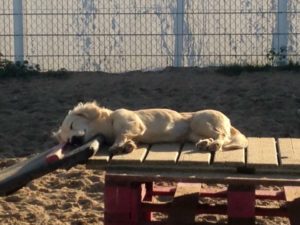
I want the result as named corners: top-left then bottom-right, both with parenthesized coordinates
top-left (216, 47), bottom-right (300, 75)
top-left (215, 64), bottom-right (272, 76)
top-left (0, 54), bottom-right (40, 78)
top-left (216, 62), bottom-right (300, 76)
top-left (267, 47), bottom-right (287, 66)
top-left (0, 53), bottom-right (69, 78)
top-left (44, 68), bottom-right (68, 77)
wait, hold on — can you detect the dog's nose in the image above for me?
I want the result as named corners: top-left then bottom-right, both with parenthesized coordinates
top-left (70, 135), bottom-right (84, 146)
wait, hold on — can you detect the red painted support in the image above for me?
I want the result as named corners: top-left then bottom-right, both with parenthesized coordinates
top-left (227, 185), bottom-right (255, 225)
top-left (141, 202), bottom-right (289, 217)
top-left (142, 182), bottom-right (153, 222)
top-left (104, 175), bottom-right (142, 225)
top-left (151, 185), bottom-right (285, 200)
top-left (103, 173), bottom-right (297, 225)
top-left (168, 183), bottom-right (202, 224)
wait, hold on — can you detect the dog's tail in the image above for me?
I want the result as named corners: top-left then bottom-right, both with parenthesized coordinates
top-left (223, 126), bottom-right (248, 150)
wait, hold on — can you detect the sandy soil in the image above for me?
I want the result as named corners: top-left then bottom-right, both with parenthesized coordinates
top-left (0, 68), bottom-right (299, 224)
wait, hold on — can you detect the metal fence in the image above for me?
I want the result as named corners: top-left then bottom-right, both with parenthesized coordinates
top-left (0, 0), bottom-right (299, 72)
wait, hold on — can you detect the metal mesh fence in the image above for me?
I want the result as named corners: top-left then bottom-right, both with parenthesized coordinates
top-left (0, 1), bottom-right (14, 62)
top-left (0, 0), bottom-right (300, 72)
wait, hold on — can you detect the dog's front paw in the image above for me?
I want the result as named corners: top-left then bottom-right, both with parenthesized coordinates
top-left (109, 146), bottom-right (123, 155)
top-left (109, 140), bottom-right (137, 155)
top-left (195, 138), bottom-right (213, 151)
top-left (123, 140), bottom-right (136, 153)
top-left (207, 141), bottom-right (222, 152)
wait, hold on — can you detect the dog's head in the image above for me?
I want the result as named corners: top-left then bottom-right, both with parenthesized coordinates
top-left (53, 102), bottom-right (110, 145)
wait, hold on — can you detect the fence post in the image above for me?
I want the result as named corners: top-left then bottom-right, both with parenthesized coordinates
top-left (13, 0), bottom-right (24, 63)
top-left (174, 0), bottom-right (184, 67)
top-left (272, 0), bottom-right (288, 65)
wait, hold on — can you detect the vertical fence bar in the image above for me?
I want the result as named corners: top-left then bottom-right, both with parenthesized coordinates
top-left (272, 0), bottom-right (288, 65)
top-left (13, 0), bottom-right (24, 63)
top-left (174, 0), bottom-right (184, 67)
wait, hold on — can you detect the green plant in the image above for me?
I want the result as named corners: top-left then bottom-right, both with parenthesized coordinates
top-left (215, 61), bottom-right (300, 76)
top-left (44, 68), bottom-right (68, 77)
top-left (215, 64), bottom-right (272, 76)
top-left (0, 54), bottom-right (41, 77)
top-left (267, 47), bottom-right (287, 66)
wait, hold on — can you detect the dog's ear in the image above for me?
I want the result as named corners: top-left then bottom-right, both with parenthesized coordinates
top-left (52, 129), bottom-right (62, 142)
top-left (72, 101), bottom-right (111, 121)
top-left (74, 107), bottom-right (100, 120)
top-left (98, 108), bottom-right (111, 118)
top-left (76, 107), bottom-right (110, 120)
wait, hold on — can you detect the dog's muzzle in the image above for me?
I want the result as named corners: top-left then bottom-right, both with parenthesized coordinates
top-left (70, 135), bottom-right (85, 146)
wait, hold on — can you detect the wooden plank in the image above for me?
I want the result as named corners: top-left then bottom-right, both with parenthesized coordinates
top-left (284, 186), bottom-right (300, 202)
top-left (105, 170), bottom-right (300, 186)
top-left (247, 137), bottom-right (278, 167)
top-left (178, 143), bottom-right (210, 165)
top-left (88, 145), bottom-right (110, 169)
top-left (284, 186), bottom-right (300, 225)
top-left (143, 143), bottom-right (180, 164)
top-left (173, 182), bottom-right (201, 197)
top-left (110, 144), bottom-right (149, 164)
top-left (213, 147), bottom-right (245, 166)
top-left (168, 183), bottom-right (201, 224)
top-left (278, 138), bottom-right (300, 168)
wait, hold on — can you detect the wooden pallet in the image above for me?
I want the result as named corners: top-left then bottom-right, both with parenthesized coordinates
top-left (87, 137), bottom-right (300, 225)
top-left (88, 137), bottom-right (300, 185)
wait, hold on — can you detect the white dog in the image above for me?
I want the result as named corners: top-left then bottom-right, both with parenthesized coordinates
top-left (54, 102), bottom-right (248, 153)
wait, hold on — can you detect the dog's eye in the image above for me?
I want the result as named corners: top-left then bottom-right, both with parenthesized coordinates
top-left (70, 122), bottom-right (74, 130)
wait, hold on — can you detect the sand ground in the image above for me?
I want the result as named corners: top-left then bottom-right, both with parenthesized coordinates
top-left (0, 68), bottom-right (299, 224)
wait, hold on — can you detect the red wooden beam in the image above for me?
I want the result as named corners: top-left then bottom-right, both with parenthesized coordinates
top-left (104, 181), bottom-right (142, 225)
top-left (142, 182), bottom-right (153, 221)
top-left (103, 175), bottom-right (296, 225)
top-left (149, 185), bottom-right (285, 200)
top-left (141, 202), bottom-right (289, 217)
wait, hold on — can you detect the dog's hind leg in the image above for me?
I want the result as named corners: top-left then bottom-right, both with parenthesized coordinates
top-left (188, 133), bottom-right (214, 151)
top-left (189, 125), bottom-right (228, 152)
top-left (207, 135), bottom-right (226, 152)
top-left (194, 136), bottom-right (226, 152)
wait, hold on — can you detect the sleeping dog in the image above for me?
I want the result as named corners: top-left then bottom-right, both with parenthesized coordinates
top-left (54, 102), bottom-right (248, 154)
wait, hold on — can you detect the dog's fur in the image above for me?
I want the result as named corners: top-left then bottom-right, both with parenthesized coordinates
top-left (54, 102), bottom-right (248, 153)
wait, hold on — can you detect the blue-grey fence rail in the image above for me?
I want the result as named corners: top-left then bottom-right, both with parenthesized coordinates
top-left (0, 0), bottom-right (299, 72)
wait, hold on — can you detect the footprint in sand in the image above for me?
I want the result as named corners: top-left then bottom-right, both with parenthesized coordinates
top-left (87, 175), bottom-right (102, 183)
top-left (5, 195), bottom-right (22, 203)
top-left (86, 182), bottom-right (104, 193)
top-left (78, 197), bottom-right (94, 209)
top-left (67, 180), bottom-right (86, 189)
